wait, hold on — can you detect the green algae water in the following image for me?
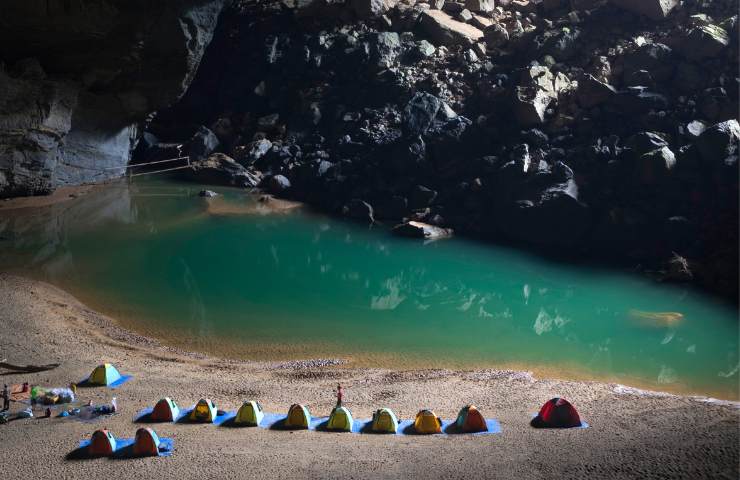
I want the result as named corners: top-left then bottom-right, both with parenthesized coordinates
top-left (1, 179), bottom-right (738, 399)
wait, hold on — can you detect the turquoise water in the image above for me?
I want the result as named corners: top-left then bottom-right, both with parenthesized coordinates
top-left (1, 179), bottom-right (738, 398)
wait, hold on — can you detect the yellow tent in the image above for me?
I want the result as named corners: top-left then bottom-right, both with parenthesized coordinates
top-left (189, 398), bottom-right (217, 423)
top-left (284, 404), bottom-right (311, 429)
top-left (235, 401), bottom-right (264, 426)
top-left (414, 409), bottom-right (442, 434)
top-left (327, 406), bottom-right (353, 432)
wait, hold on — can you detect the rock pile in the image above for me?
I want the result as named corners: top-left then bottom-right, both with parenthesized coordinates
top-left (140, 0), bottom-right (739, 300)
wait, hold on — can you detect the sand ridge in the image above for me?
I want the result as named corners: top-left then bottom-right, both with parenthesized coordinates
top-left (0, 274), bottom-right (737, 479)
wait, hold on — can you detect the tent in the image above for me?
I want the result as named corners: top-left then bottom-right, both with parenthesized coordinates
top-left (371, 408), bottom-right (399, 434)
top-left (189, 398), bottom-right (217, 423)
top-left (414, 409), bottom-right (442, 434)
top-left (455, 405), bottom-right (487, 433)
top-left (151, 398), bottom-right (180, 422)
top-left (235, 401), bottom-right (264, 426)
top-left (88, 429), bottom-right (116, 456)
top-left (285, 403), bottom-right (311, 429)
top-left (133, 427), bottom-right (161, 456)
top-left (327, 406), bottom-right (353, 432)
top-left (531, 397), bottom-right (582, 428)
top-left (88, 363), bottom-right (122, 386)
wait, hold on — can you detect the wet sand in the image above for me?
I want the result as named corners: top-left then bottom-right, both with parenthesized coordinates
top-left (0, 274), bottom-right (737, 479)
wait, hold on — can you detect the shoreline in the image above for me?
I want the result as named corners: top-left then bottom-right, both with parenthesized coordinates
top-left (0, 273), bottom-right (738, 478)
top-left (8, 268), bottom-right (738, 402)
top-left (3, 271), bottom-right (740, 406)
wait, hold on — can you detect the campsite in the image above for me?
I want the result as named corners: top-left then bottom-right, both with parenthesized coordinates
top-left (0, 274), bottom-right (737, 478)
top-left (1, 0), bottom-right (739, 478)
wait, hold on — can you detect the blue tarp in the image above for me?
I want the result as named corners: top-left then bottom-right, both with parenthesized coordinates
top-left (78, 375), bottom-right (133, 389)
top-left (135, 406), bottom-right (233, 425)
top-left (135, 405), bottom-right (503, 435)
top-left (76, 437), bottom-right (174, 458)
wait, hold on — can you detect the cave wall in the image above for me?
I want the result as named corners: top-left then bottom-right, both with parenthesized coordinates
top-left (0, 0), bottom-right (227, 197)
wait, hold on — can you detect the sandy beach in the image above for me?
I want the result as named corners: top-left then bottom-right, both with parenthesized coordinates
top-left (0, 273), bottom-right (737, 479)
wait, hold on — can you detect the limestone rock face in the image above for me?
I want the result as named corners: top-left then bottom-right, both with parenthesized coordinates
top-left (0, 0), bottom-right (226, 198)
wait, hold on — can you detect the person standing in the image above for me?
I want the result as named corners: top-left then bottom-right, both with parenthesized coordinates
top-left (2, 384), bottom-right (9, 411)
top-left (335, 383), bottom-right (343, 408)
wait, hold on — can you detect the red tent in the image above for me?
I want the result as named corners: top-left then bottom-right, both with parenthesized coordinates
top-left (531, 397), bottom-right (582, 428)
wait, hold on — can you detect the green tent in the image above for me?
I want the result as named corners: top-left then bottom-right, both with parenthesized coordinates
top-left (88, 363), bottom-right (122, 386)
top-left (371, 408), bottom-right (399, 433)
top-left (327, 406), bottom-right (353, 432)
top-left (235, 401), bottom-right (264, 426)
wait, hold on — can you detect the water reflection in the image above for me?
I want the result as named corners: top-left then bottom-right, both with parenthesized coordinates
top-left (0, 180), bottom-right (738, 398)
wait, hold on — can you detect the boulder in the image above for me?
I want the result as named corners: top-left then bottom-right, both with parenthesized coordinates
top-left (392, 221), bottom-right (453, 239)
top-left (471, 14), bottom-right (493, 30)
top-left (419, 10), bottom-right (484, 47)
top-left (679, 25), bottom-right (730, 61)
top-left (342, 199), bottom-right (376, 223)
top-left (636, 146), bottom-right (677, 184)
top-left (185, 126), bottom-right (220, 162)
top-left (611, 0), bottom-right (678, 20)
top-left (415, 40), bottom-right (437, 58)
top-left (622, 43), bottom-right (674, 83)
top-left (350, 0), bottom-right (398, 18)
top-left (247, 139), bottom-right (273, 162)
top-left (627, 131), bottom-right (669, 154)
top-left (465, 0), bottom-right (494, 13)
top-left (513, 66), bottom-right (557, 126)
top-left (199, 189), bottom-right (218, 197)
top-left (483, 23), bottom-right (509, 48)
top-left (577, 74), bottom-right (617, 108)
top-left (403, 92), bottom-right (443, 135)
top-left (370, 32), bottom-right (403, 70)
top-left (694, 120), bottom-right (740, 166)
top-left (457, 9), bottom-right (473, 23)
top-left (264, 174), bottom-right (292, 194)
top-left (190, 153), bottom-right (261, 188)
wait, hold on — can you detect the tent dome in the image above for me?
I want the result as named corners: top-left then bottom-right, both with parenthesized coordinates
top-left (531, 397), bottom-right (582, 428)
top-left (88, 364), bottom-right (122, 386)
top-left (189, 398), bottom-right (217, 423)
top-left (235, 401), bottom-right (264, 426)
top-left (327, 406), bottom-right (354, 432)
top-left (414, 409), bottom-right (442, 434)
top-left (151, 397), bottom-right (180, 422)
top-left (455, 405), bottom-right (487, 433)
top-left (285, 404), bottom-right (311, 429)
top-left (371, 408), bottom-right (399, 434)
top-left (133, 427), bottom-right (161, 456)
top-left (88, 429), bottom-right (116, 456)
